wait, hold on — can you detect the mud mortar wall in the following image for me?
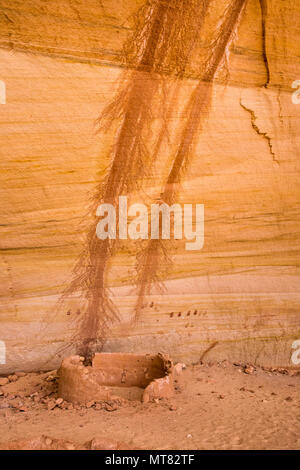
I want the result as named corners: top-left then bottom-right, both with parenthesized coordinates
top-left (57, 353), bottom-right (174, 404)
top-left (0, 0), bottom-right (300, 373)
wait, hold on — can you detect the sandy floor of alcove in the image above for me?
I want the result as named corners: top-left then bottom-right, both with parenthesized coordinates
top-left (0, 362), bottom-right (299, 450)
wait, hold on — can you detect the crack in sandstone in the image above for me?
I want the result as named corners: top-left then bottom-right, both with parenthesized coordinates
top-left (240, 99), bottom-right (279, 164)
top-left (259, 0), bottom-right (270, 88)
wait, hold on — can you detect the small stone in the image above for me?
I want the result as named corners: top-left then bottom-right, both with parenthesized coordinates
top-left (45, 438), bottom-right (52, 446)
top-left (285, 396), bottom-right (293, 402)
top-left (47, 400), bottom-right (56, 410)
top-left (174, 363), bottom-right (186, 376)
top-left (88, 437), bottom-right (123, 450)
top-left (46, 375), bottom-right (56, 382)
top-left (187, 434), bottom-right (192, 438)
top-left (8, 374), bottom-right (18, 382)
top-left (218, 394), bottom-right (225, 399)
top-left (18, 406), bottom-right (28, 412)
top-left (104, 402), bottom-right (118, 412)
top-left (0, 378), bottom-right (9, 386)
top-left (95, 403), bottom-right (102, 410)
top-left (244, 365), bottom-right (255, 375)
top-left (55, 398), bottom-right (63, 405)
top-left (169, 404), bottom-right (177, 411)
top-left (86, 400), bottom-right (95, 408)
top-left (65, 443), bottom-right (75, 450)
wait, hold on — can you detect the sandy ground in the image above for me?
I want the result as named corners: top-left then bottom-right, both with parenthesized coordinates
top-left (0, 362), bottom-right (299, 450)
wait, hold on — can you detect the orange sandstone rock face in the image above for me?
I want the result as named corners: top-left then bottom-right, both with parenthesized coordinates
top-left (58, 353), bottom-right (174, 404)
top-left (0, 0), bottom-right (299, 373)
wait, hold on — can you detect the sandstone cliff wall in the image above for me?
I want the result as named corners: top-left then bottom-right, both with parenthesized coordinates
top-left (0, 0), bottom-right (299, 372)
